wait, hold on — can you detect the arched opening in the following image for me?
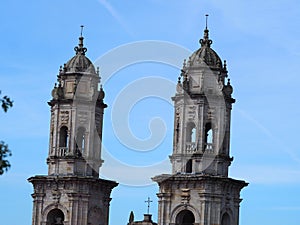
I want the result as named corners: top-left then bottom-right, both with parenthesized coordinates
top-left (186, 122), bottom-right (196, 152)
top-left (204, 123), bottom-right (213, 151)
top-left (47, 209), bottom-right (64, 225)
top-left (59, 126), bottom-right (68, 156)
top-left (186, 159), bottom-right (192, 173)
top-left (191, 127), bottom-right (196, 143)
top-left (59, 126), bottom-right (68, 148)
top-left (76, 127), bottom-right (86, 153)
top-left (186, 123), bottom-right (196, 142)
top-left (221, 213), bottom-right (230, 225)
top-left (176, 210), bottom-right (195, 225)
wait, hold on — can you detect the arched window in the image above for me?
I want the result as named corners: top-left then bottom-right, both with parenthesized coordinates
top-left (221, 213), bottom-right (230, 225)
top-left (186, 159), bottom-right (192, 173)
top-left (191, 127), bottom-right (196, 143)
top-left (186, 122), bottom-right (197, 152)
top-left (59, 126), bottom-right (68, 148)
top-left (204, 123), bottom-right (213, 151)
top-left (186, 122), bottom-right (196, 143)
top-left (207, 129), bottom-right (212, 143)
top-left (176, 210), bottom-right (195, 225)
top-left (76, 127), bottom-right (86, 153)
top-left (47, 209), bottom-right (64, 225)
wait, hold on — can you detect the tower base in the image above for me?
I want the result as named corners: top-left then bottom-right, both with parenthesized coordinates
top-left (28, 176), bottom-right (118, 225)
top-left (152, 174), bottom-right (247, 225)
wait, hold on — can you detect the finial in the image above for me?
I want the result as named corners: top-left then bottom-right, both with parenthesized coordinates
top-left (188, 56), bottom-right (191, 66)
top-left (199, 14), bottom-right (212, 47)
top-left (80, 25), bottom-right (84, 37)
top-left (224, 60), bottom-right (227, 71)
top-left (183, 59), bottom-right (186, 68)
top-left (74, 25), bottom-right (87, 55)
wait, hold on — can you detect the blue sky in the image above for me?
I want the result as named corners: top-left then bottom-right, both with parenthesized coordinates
top-left (1, 0), bottom-right (300, 225)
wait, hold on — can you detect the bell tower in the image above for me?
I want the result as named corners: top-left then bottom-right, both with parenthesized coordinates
top-left (28, 33), bottom-right (118, 225)
top-left (153, 19), bottom-right (247, 225)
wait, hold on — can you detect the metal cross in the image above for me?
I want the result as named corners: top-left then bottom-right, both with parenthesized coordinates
top-left (80, 25), bottom-right (84, 37)
top-left (205, 14), bottom-right (209, 29)
top-left (145, 197), bottom-right (153, 214)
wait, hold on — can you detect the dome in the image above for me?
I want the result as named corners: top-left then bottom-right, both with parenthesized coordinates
top-left (65, 54), bottom-right (96, 73)
top-left (64, 36), bottom-right (96, 74)
top-left (189, 29), bottom-right (222, 69)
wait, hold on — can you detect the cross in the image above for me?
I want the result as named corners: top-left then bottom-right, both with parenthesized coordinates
top-left (80, 25), bottom-right (84, 37)
top-left (205, 14), bottom-right (209, 29)
top-left (145, 197), bottom-right (153, 214)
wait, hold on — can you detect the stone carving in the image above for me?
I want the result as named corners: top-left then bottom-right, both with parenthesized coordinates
top-left (207, 107), bottom-right (215, 120)
top-left (52, 190), bottom-right (61, 203)
top-left (181, 188), bottom-right (190, 205)
top-left (60, 111), bottom-right (69, 124)
top-left (187, 106), bottom-right (196, 120)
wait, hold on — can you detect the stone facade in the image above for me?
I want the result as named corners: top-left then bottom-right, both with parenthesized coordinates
top-left (152, 26), bottom-right (247, 225)
top-left (28, 35), bottom-right (118, 225)
top-left (28, 176), bottom-right (116, 225)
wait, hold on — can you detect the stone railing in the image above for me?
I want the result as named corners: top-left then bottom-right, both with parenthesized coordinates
top-left (204, 143), bottom-right (214, 153)
top-left (185, 142), bottom-right (215, 154)
top-left (57, 147), bottom-right (69, 156)
top-left (186, 142), bottom-right (197, 153)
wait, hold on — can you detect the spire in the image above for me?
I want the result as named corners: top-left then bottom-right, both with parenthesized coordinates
top-left (199, 14), bottom-right (213, 47)
top-left (74, 25), bottom-right (87, 55)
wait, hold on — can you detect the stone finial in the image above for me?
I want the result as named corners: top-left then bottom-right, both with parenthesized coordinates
top-left (223, 60), bottom-right (227, 71)
top-left (129, 211), bottom-right (134, 223)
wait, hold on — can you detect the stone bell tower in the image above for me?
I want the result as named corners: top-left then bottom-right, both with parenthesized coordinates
top-left (153, 20), bottom-right (247, 225)
top-left (28, 33), bottom-right (118, 225)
